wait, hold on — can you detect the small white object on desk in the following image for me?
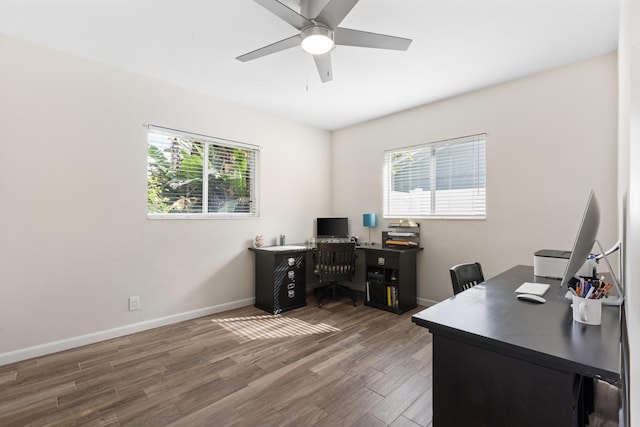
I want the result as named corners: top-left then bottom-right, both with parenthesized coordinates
top-left (516, 293), bottom-right (546, 303)
top-left (515, 282), bottom-right (550, 296)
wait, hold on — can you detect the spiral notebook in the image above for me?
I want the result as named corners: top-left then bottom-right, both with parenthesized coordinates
top-left (514, 282), bottom-right (550, 296)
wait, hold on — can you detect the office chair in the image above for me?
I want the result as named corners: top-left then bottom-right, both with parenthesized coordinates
top-left (450, 262), bottom-right (485, 295)
top-left (314, 242), bottom-right (358, 308)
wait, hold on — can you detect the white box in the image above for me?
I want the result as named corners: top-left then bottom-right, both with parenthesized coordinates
top-left (534, 249), bottom-right (595, 279)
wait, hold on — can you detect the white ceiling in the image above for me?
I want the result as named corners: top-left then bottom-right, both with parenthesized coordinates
top-left (0, 0), bottom-right (619, 131)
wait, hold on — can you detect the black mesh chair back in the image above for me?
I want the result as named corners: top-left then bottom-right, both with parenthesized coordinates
top-left (314, 242), bottom-right (357, 307)
top-left (450, 262), bottom-right (485, 295)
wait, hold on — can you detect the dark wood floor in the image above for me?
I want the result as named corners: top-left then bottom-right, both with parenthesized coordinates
top-left (0, 294), bottom-right (433, 426)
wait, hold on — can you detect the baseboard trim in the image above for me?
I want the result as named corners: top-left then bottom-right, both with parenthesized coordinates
top-left (416, 297), bottom-right (438, 308)
top-left (0, 297), bottom-right (254, 367)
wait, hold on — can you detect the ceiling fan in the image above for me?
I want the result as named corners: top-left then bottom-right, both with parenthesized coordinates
top-left (236, 0), bottom-right (412, 83)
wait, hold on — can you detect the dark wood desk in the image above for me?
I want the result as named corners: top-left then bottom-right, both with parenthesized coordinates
top-left (250, 244), bottom-right (422, 314)
top-left (412, 265), bottom-right (621, 426)
top-left (249, 246), bottom-right (308, 314)
top-left (359, 244), bottom-right (423, 314)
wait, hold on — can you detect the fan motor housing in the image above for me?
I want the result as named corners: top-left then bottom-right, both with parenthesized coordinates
top-left (300, 25), bottom-right (334, 55)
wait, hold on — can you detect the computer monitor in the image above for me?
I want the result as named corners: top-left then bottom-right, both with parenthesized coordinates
top-left (560, 190), bottom-right (599, 288)
top-left (316, 217), bottom-right (349, 238)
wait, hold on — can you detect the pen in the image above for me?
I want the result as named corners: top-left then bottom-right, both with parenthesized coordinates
top-left (594, 283), bottom-right (612, 299)
top-left (585, 286), bottom-right (595, 299)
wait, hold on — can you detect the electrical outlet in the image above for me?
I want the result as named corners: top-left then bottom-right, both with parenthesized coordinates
top-left (129, 296), bottom-right (140, 311)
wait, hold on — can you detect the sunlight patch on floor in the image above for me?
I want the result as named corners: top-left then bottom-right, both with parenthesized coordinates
top-left (211, 315), bottom-right (340, 342)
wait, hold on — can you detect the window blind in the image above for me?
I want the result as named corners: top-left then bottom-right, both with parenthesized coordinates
top-left (383, 134), bottom-right (486, 218)
top-left (147, 125), bottom-right (259, 218)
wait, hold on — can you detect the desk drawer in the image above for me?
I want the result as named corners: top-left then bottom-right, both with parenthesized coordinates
top-left (275, 254), bottom-right (305, 272)
top-left (365, 251), bottom-right (399, 269)
top-left (253, 250), bottom-right (307, 314)
top-left (276, 280), bottom-right (306, 311)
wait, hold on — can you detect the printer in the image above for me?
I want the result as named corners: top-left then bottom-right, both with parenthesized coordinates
top-left (533, 249), bottom-right (596, 279)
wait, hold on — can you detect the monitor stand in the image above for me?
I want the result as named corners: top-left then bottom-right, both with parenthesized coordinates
top-left (595, 240), bottom-right (623, 306)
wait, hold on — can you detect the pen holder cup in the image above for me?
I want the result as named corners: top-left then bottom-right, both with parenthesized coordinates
top-left (572, 295), bottom-right (602, 325)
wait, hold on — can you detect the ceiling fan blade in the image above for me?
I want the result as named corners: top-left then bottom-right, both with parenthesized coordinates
top-left (254, 0), bottom-right (313, 31)
top-left (334, 27), bottom-right (412, 51)
top-left (315, 0), bottom-right (360, 30)
top-left (236, 35), bottom-right (301, 62)
top-left (313, 53), bottom-right (333, 83)
top-left (299, 0), bottom-right (324, 19)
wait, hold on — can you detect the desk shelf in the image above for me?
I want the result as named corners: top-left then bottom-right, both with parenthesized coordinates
top-left (383, 223), bottom-right (420, 249)
top-left (363, 247), bottom-right (419, 314)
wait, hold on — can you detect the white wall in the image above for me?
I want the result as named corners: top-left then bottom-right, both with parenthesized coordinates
top-left (0, 31), bottom-right (623, 374)
top-left (619, 0), bottom-right (640, 422)
top-left (0, 34), bottom-right (332, 363)
top-left (332, 54), bottom-right (618, 304)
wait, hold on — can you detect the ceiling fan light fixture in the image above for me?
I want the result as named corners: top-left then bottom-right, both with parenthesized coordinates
top-left (300, 25), bottom-right (334, 55)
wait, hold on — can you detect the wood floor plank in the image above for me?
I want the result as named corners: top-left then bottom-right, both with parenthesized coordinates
top-left (242, 363), bottom-right (344, 414)
top-left (0, 397), bottom-right (60, 427)
top-left (0, 293), bottom-right (433, 426)
top-left (367, 370), bottom-right (432, 425)
top-left (71, 389), bottom-right (148, 426)
top-left (23, 387), bottom-right (122, 427)
top-left (0, 381), bottom-right (76, 415)
top-left (0, 370), bottom-right (17, 386)
top-left (75, 360), bottom-right (164, 394)
top-left (166, 385), bottom-right (255, 426)
top-left (72, 414), bottom-right (120, 427)
top-left (352, 412), bottom-right (388, 427)
top-left (0, 358), bottom-right (36, 376)
top-left (113, 392), bottom-right (181, 426)
top-left (118, 402), bottom-right (183, 427)
top-left (279, 402), bottom-right (327, 426)
top-left (402, 382), bottom-right (433, 426)
top-left (35, 339), bottom-right (123, 369)
top-left (310, 343), bottom-right (365, 374)
top-left (366, 357), bottom-right (429, 397)
top-left (314, 384), bottom-right (384, 426)
top-left (390, 415), bottom-right (424, 427)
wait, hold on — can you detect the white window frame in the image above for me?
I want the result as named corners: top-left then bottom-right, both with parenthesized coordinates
top-left (146, 125), bottom-right (260, 219)
top-left (383, 134), bottom-right (486, 219)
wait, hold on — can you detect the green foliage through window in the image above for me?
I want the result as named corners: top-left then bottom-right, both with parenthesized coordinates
top-left (147, 126), bottom-right (259, 217)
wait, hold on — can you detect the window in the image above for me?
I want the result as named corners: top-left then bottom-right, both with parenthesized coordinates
top-left (147, 125), bottom-right (259, 218)
top-left (383, 134), bottom-right (486, 218)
